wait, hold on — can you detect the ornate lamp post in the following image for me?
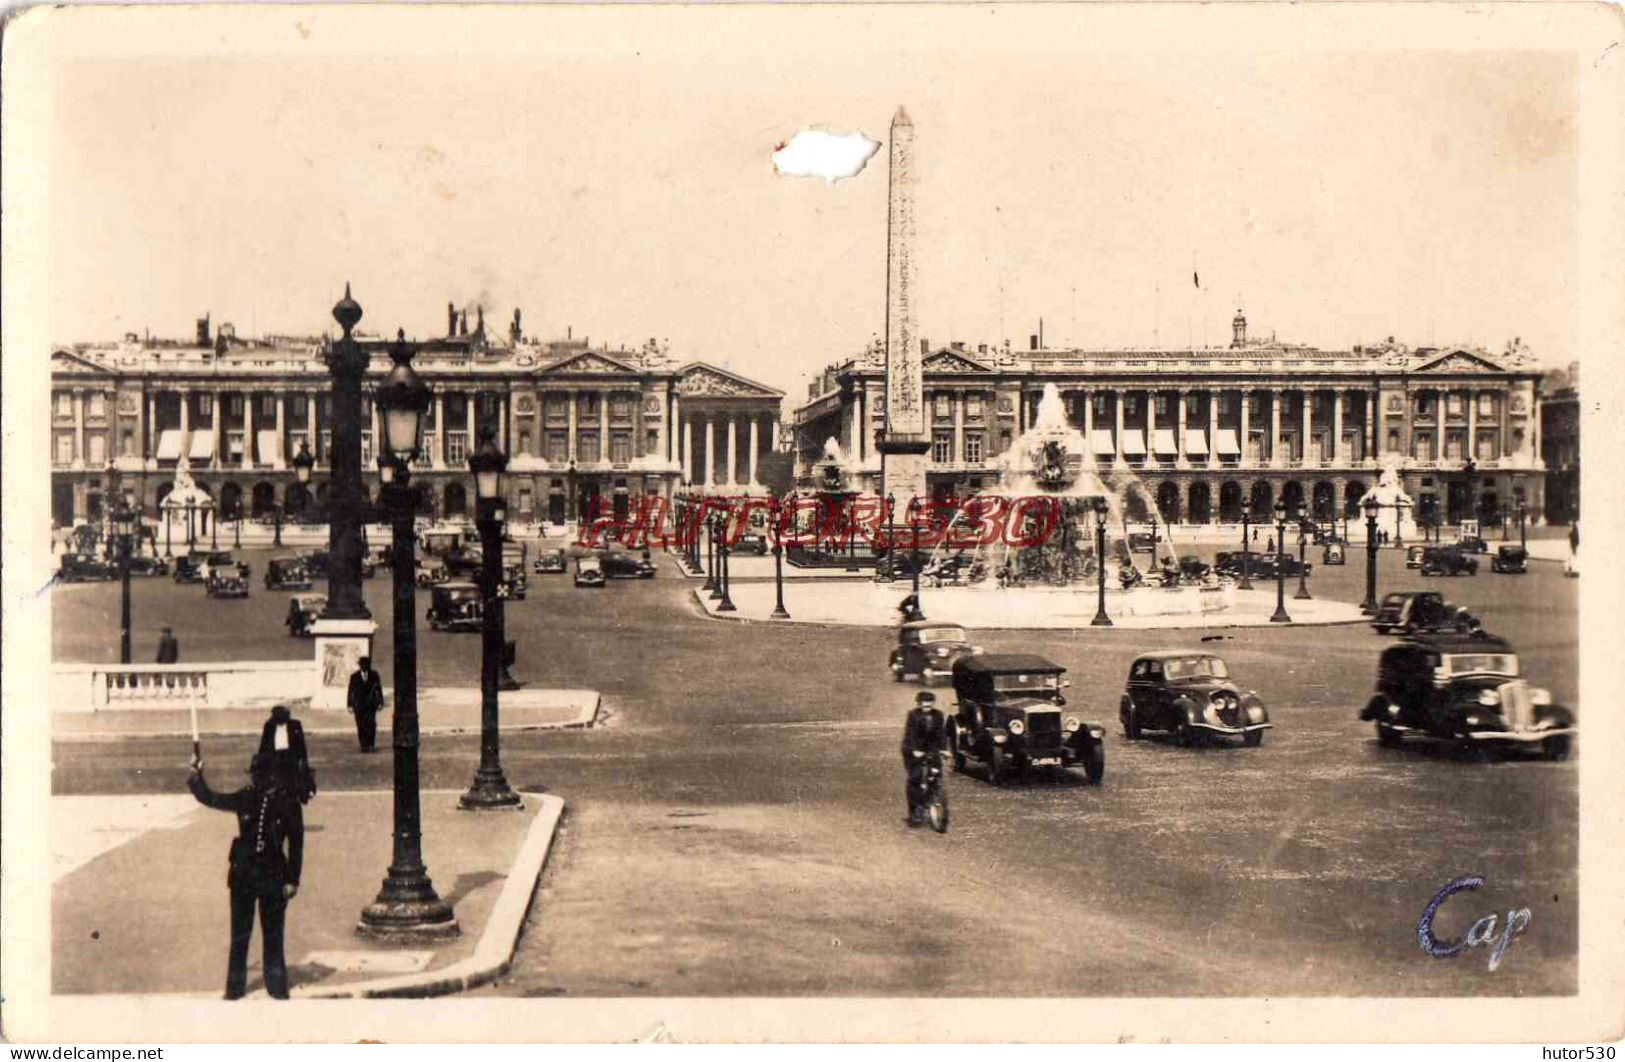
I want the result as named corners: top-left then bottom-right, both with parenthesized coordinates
top-left (1294, 506), bottom-right (1312, 601)
top-left (319, 284), bottom-right (372, 624)
top-left (358, 331), bottom-right (458, 942)
top-left (462, 424), bottom-right (522, 811)
top-left (289, 442), bottom-right (315, 544)
top-left (770, 493), bottom-right (790, 620)
top-left (702, 509), bottom-right (718, 594)
top-left (909, 498), bottom-right (923, 600)
top-left (211, 497), bottom-right (219, 549)
top-left (1270, 498), bottom-right (1292, 624)
top-left (164, 501), bottom-right (173, 557)
top-left (1238, 501), bottom-right (1254, 590)
top-left (1517, 501), bottom-right (1528, 550)
top-left (717, 507), bottom-right (736, 613)
top-left (186, 498), bottom-right (196, 549)
top-left (111, 500), bottom-right (138, 664)
top-left (233, 496), bottom-right (242, 550)
top-left (1361, 496), bottom-right (1381, 615)
top-left (1091, 497), bottom-right (1112, 627)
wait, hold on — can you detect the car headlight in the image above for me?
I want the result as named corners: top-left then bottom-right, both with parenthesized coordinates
top-left (1007, 719), bottom-right (1026, 736)
top-left (1201, 704), bottom-right (1221, 724)
top-left (1477, 689), bottom-right (1501, 707)
top-left (1063, 716), bottom-right (1080, 732)
top-left (1530, 688), bottom-right (1552, 706)
top-left (1465, 715), bottom-right (1480, 726)
top-left (1246, 705), bottom-right (1265, 722)
top-left (936, 647), bottom-right (949, 657)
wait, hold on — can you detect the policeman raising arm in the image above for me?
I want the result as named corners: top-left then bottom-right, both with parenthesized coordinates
top-left (900, 691), bottom-right (947, 828)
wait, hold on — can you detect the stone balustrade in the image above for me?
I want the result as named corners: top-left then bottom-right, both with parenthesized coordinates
top-left (51, 661), bottom-right (317, 713)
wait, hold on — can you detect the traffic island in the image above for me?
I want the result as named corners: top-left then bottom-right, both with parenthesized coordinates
top-left (51, 790), bottom-right (564, 999)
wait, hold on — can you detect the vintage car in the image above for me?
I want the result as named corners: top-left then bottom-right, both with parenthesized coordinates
top-left (1359, 632), bottom-right (1575, 759)
top-left (1405, 545), bottom-right (1427, 569)
top-left (1458, 535), bottom-right (1489, 554)
top-left (205, 563), bottom-right (251, 599)
top-left (1234, 553), bottom-right (1312, 580)
top-left (127, 554), bottom-right (170, 577)
top-left (733, 533), bottom-right (770, 556)
top-left (1177, 555), bottom-right (1212, 580)
top-left (1490, 545), bottom-right (1528, 574)
top-left (1119, 651), bottom-right (1271, 747)
top-left (889, 621), bottom-right (982, 684)
top-left (499, 562), bottom-right (528, 600)
top-left (299, 548), bottom-right (375, 579)
top-left (1127, 531), bottom-right (1158, 554)
top-left (1420, 546), bottom-right (1479, 577)
top-left (285, 593), bottom-right (326, 637)
top-left (1322, 542), bottom-right (1347, 566)
top-left (173, 555), bottom-right (206, 583)
top-left (442, 545), bottom-right (484, 577)
top-left (574, 556), bottom-right (607, 588)
top-left (264, 556), bottom-right (313, 591)
top-left (945, 654), bottom-right (1106, 785)
top-left (415, 557), bottom-right (450, 587)
top-left (533, 548), bottom-right (568, 574)
top-left (427, 580), bottom-right (483, 632)
top-left (57, 552), bottom-right (118, 582)
top-left (1370, 590), bottom-right (1474, 635)
top-left (601, 551), bottom-right (656, 579)
top-left (874, 547), bottom-right (930, 581)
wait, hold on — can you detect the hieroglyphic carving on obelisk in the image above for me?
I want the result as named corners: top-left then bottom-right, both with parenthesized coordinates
top-left (879, 105), bottom-right (931, 507)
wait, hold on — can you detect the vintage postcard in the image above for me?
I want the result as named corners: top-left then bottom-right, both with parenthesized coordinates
top-left (3, 1), bottom-right (1622, 1045)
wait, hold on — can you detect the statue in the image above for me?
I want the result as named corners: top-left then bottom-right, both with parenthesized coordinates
top-left (174, 455), bottom-right (198, 494)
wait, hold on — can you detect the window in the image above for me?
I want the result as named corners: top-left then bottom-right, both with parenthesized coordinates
top-left (227, 395), bottom-right (244, 417)
top-left (610, 393), bottom-right (632, 420)
top-left (519, 431), bottom-right (533, 456)
top-left (577, 432), bottom-right (600, 463)
top-left (964, 433), bottom-right (984, 464)
top-left (55, 433), bottom-right (74, 465)
top-left (88, 393), bottom-right (106, 418)
top-left (1446, 394), bottom-right (1463, 416)
top-left (545, 394), bottom-right (568, 419)
top-left (1412, 433), bottom-right (1432, 460)
top-left (320, 430), bottom-right (332, 462)
top-left (359, 431), bottom-right (374, 466)
top-left (198, 393), bottom-right (214, 417)
top-left (1415, 394), bottom-right (1433, 417)
top-left (1387, 429), bottom-right (1402, 454)
top-left (445, 430), bottom-right (469, 465)
top-left (1093, 394), bottom-right (1111, 416)
top-left (610, 433), bottom-right (632, 464)
top-left (55, 392), bottom-right (72, 418)
top-left (260, 395), bottom-right (278, 419)
top-left (1478, 394), bottom-right (1496, 416)
top-left (1155, 394), bottom-right (1171, 417)
top-left (966, 393), bottom-right (983, 419)
top-left (934, 394), bottom-right (951, 420)
top-left (122, 430), bottom-right (136, 457)
top-left (518, 485), bottom-right (534, 514)
top-left (1476, 432), bottom-right (1497, 461)
top-left (87, 434), bottom-right (106, 465)
top-left (227, 431), bottom-right (245, 458)
top-left (933, 432), bottom-right (952, 463)
top-left (999, 430), bottom-right (1012, 452)
top-left (581, 394), bottom-right (601, 419)
top-left (547, 433), bottom-right (568, 463)
top-left (290, 431), bottom-right (311, 461)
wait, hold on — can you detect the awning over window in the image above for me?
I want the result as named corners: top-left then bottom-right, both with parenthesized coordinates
top-left (155, 429), bottom-right (183, 461)
top-left (1120, 429), bottom-right (1147, 456)
top-left (1184, 429), bottom-right (1209, 456)
top-left (188, 431), bottom-right (215, 460)
top-left (1215, 429), bottom-right (1242, 456)
top-left (257, 430), bottom-right (282, 465)
top-left (1153, 428), bottom-right (1179, 455)
top-left (1091, 429), bottom-right (1117, 456)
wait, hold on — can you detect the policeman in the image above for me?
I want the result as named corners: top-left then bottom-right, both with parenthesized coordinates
top-left (257, 704), bottom-right (316, 803)
top-left (188, 750), bottom-right (304, 1000)
top-left (899, 691), bottom-right (946, 828)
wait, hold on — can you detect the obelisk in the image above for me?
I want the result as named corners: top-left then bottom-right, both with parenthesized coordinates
top-left (878, 105), bottom-right (930, 509)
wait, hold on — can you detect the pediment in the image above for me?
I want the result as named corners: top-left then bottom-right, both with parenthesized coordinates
top-left (51, 349), bottom-right (112, 374)
top-left (922, 349), bottom-right (994, 373)
top-left (675, 362), bottom-right (783, 398)
top-left (537, 351), bottom-right (642, 376)
top-left (1411, 349), bottom-right (1506, 374)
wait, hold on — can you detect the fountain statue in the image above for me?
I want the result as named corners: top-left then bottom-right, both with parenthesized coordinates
top-left (1358, 457), bottom-right (1415, 541)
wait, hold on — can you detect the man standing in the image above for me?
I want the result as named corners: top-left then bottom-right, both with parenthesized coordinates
top-left (187, 750), bottom-right (303, 1000)
top-left (899, 691), bottom-right (946, 828)
top-left (155, 627), bottom-right (179, 664)
top-left (258, 704), bottom-right (315, 803)
top-left (347, 656), bottom-right (384, 752)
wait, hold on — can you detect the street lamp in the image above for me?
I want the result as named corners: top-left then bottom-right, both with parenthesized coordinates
top-left (233, 496), bottom-right (242, 550)
top-left (770, 493), bottom-right (791, 620)
top-left (717, 507), bottom-right (736, 613)
top-left (291, 441), bottom-right (315, 542)
top-left (462, 423), bottom-right (521, 811)
top-left (358, 329), bottom-right (458, 942)
top-left (1270, 498), bottom-right (1292, 623)
top-left (1091, 497), bottom-right (1112, 627)
top-left (186, 497), bottom-right (196, 549)
top-left (1294, 506), bottom-right (1312, 600)
top-left (702, 509), bottom-right (718, 594)
top-left (1238, 501), bottom-right (1254, 590)
top-left (1517, 501), bottom-right (1527, 550)
top-left (111, 500), bottom-right (138, 664)
top-left (1361, 496), bottom-right (1381, 614)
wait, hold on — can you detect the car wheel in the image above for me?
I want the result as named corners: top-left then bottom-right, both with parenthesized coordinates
top-left (1175, 718), bottom-right (1194, 748)
top-left (948, 726), bottom-right (966, 773)
top-left (1376, 720), bottom-right (1403, 747)
top-left (1123, 705), bottom-right (1141, 740)
top-left (986, 744), bottom-right (1005, 786)
top-left (1080, 740), bottom-right (1105, 785)
top-left (1243, 728), bottom-right (1264, 748)
top-left (1543, 735), bottom-right (1571, 762)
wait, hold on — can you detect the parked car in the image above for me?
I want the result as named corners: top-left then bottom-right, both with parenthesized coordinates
top-left (443, 545), bottom-right (484, 577)
top-left (264, 556), bottom-right (313, 591)
top-left (127, 554), bottom-right (170, 577)
top-left (1359, 632), bottom-right (1574, 759)
top-left (298, 548), bottom-right (375, 579)
top-left (1420, 546), bottom-right (1478, 577)
top-left (945, 654), bottom-right (1106, 785)
top-left (173, 555), bottom-right (205, 583)
top-left (574, 556), bottom-right (606, 588)
top-left (733, 533), bottom-right (769, 556)
top-left (876, 548), bottom-right (937, 581)
top-left (1177, 555), bottom-right (1212, 580)
top-left (1127, 532), bottom-right (1159, 554)
top-left (889, 620), bottom-right (982, 684)
top-left (285, 594), bottom-right (326, 637)
top-left (1119, 651), bottom-right (1271, 747)
top-left (1322, 542), bottom-right (1347, 566)
top-left (57, 552), bottom-right (117, 582)
top-left (533, 548), bottom-right (568, 574)
top-left (1405, 545), bottom-right (1427, 569)
top-left (206, 563), bottom-right (252, 599)
top-left (499, 562), bottom-right (528, 600)
top-left (601, 551), bottom-right (656, 579)
top-left (427, 580), bottom-right (483, 632)
top-left (1370, 590), bottom-right (1475, 635)
top-left (1458, 535), bottom-right (1489, 554)
top-left (415, 557), bottom-right (450, 587)
top-left (1236, 553), bottom-right (1312, 580)
top-left (1490, 545), bottom-right (1528, 574)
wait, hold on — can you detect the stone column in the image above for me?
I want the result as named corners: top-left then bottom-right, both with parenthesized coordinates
top-left (952, 392), bottom-right (964, 467)
top-left (683, 416), bottom-right (693, 482)
top-left (1332, 389), bottom-right (1344, 464)
top-left (597, 392), bottom-right (608, 465)
top-left (244, 392), bottom-right (255, 468)
top-left (1082, 390), bottom-right (1094, 452)
top-left (1466, 388), bottom-right (1478, 464)
top-left (1114, 389), bottom-right (1125, 462)
top-left (566, 392), bottom-right (578, 461)
top-left (180, 390), bottom-right (191, 438)
top-left (1176, 390), bottom-right (1189, 466)
top-left (211, 390), bottom-right (221, 469)
top-left (73, 391), bottom-right (85, 469)
top-left (146, 392), bottom-right (157, 468)
top-left (433, 393), bottom-right (446, 467)
top-left (499, 394), bottom-right (508, 454)
top-left (1368, 389), bottom-right (1378, 462)
top-left (748, 417), bottom-right (760, 487)
top-left (466, 392), bottom-right (476, 441)
top-left (1270, 389), bottom-right (1282, 467)
top-left (670, 393), bottom-right (681, 465)
top-left (305, 393), bottom-right (317, 463)
top-left (1302, 389), bottom-right (1313, 465)
top-left (275, 395), bottom-right (287, 469)
top-left (369, 397), bottom-right (381, 463)
top-left (704, 416), bottom-right (715, 487)
top-left (726, 415), bottom-right (738, 485)
top-left (1207, 390), bottom-right (1218, 466)
top-left (1240, 390), bottom-right (1251, 466)
top-left (1436, 388), bottom-right (1448, 461)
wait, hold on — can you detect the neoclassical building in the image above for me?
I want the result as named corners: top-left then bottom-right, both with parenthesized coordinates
top-left (793, 312), bottom-right (1549, 527)
top-left (49, 308), bottom-right (783, 528)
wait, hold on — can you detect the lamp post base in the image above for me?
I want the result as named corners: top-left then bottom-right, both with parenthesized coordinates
top-left (1091, 612), bottom-right (1113, 627)
top-left (1294, 585), bottom-right (1313, 601)
top-left (459, 768), bottom-right (524, 811)
top-left (357, 878), bottom-right (460, 942)
top-left (1360, 601), bottom-right (1377, 615)
top-left (1270, 608), bottom-right (1293, 623)
top-left (770, 605), bottom-right (790, 619)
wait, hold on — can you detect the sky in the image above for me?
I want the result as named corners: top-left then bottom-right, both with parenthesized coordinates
top-left (35, 7), bottom-right (1580, 399)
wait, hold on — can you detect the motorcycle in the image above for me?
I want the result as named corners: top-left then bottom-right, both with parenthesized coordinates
top-left (909, 751), bottom-right (949, 834)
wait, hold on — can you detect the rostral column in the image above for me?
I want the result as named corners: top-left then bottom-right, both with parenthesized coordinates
top-left (878, 105), bottom-right (931, 509)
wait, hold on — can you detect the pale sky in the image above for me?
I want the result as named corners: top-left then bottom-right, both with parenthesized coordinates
top-left (35, 8), bottom-right (1580, 398)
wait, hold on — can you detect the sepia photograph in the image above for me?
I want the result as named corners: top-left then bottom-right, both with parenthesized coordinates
top-left (2, 1), bottom-right (1621, 1045)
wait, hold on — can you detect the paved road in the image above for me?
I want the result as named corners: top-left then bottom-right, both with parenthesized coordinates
top-left (52, 540), bottom-right (1578, 996)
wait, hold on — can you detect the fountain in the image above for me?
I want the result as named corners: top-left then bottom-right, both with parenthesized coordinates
top-left (1357, 458), bottom-right (1415, 543)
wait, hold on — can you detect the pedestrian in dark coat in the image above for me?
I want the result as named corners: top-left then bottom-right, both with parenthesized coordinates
top-left (187, 750), bottom-right (303, 1000)
top-left (347, 656), bottom-right (385, 752)
top-left (899, 691), bottom-right (947, 827)
top-left (257, 704), bottom-right (315, 803)
top-left (155, 627), bottom-right (179, 664)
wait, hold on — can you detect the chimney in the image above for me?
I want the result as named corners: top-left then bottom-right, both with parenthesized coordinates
top-left (1030, 334), bottom-right (1039, 351)
top-left (978, 344), bottom-right (988, 355)
top-left (510, 308), bottom-right (523, 345)
top-left (567, 325), bottom-right (573, 341)
top-left (951, 341), bottom-right (964, 352)
top-left (196, 314), bottom-right (211, 347)
top-left (476, 304), bottom-right (485, 336)
top-left (447, 301), bottom-right (457, 337)
top-left (920, 338), bottom-right (929, 355)
top-left (458, 310), bottom-right (468, 337)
